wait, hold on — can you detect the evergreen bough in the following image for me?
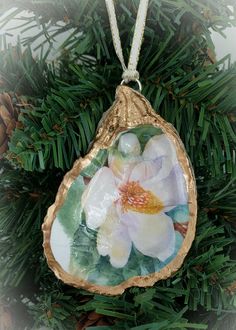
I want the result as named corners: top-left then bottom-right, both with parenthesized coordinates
top-left (0, 1), bottom-right (235, 329)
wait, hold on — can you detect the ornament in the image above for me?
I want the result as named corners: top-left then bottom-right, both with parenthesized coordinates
top-left (43, 86), bottom-right (197, 295)
top-left (0, 93), bottom-right (18, 158)
top-left (42, 0), bottom-right (197, 295)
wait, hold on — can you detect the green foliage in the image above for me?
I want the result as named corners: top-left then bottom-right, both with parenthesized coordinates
top-left (80, 149), bottom-right (108, 178)
top-left (0, 0), bottom-right (235, 329)
top-left (29, 292), bottom-right (79, 330)
top-left (0, 162), bottom-right (59, 290)
top-left (7, 64), bottom-right (112, 170)
top-left (0, 41), bottom-right (57, 97)
top-left (57, 176), bottom-right (85, 237)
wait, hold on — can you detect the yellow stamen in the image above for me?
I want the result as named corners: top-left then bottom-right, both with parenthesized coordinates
top-left (119, 181), bottom-right (164, 214)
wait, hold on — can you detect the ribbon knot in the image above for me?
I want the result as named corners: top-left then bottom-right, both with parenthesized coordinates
top-left (122, 69), bottom-right (140, 83)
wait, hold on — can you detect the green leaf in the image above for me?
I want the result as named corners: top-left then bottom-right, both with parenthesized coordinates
top-left (57, 175), bottom-right (85, 237)
top-left (80, 149), bottom-right (108, 178)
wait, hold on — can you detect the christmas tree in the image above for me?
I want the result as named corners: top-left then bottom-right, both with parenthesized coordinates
top-left (0, 0), bottom-right (236, 329)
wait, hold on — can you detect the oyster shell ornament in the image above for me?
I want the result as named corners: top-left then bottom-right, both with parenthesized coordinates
top-left (43, 86), bottom-right (197, 295)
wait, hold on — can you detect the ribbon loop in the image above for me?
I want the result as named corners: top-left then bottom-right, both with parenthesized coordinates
top-left (105, 0), bottom-right (149, 89)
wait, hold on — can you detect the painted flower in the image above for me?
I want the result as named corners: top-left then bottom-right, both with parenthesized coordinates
top-left (81, 132), bottom-right (187, 268)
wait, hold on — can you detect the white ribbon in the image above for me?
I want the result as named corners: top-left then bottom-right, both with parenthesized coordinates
top-left (105, 0), bottom-right (149, 89)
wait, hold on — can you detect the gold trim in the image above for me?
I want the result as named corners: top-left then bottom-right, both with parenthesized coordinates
top-left (42, 86), bottom-right (197, 296)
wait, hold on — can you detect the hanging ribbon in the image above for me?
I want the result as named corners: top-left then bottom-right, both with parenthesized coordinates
top-left (105, 0), bottom-right (149, 90)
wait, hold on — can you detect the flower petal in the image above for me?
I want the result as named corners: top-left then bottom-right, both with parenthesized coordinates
top-left (142, 134), bottom-right (178, 179)
top-left (108, 150), bottom-right (141, 184)
top-left (81, 167), bottom-right (119, 230)
top-left (118, 133), bottom-right (141, 156)
top-left (128, 158), bottom-right (162, 182)
top-left (123, 211), bottom-right (175, 261)
top-left (97, 206), bottom-right (132, 268)
top-left (108, 133), bottom-right (142, 184)
top-left (143, 134), bottom-right (177, 161)
top-left (141, 164), bottom-right (188, 209)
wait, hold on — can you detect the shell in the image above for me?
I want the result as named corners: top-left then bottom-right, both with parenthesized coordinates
top-left (42, 86), bottom-right (197, 295)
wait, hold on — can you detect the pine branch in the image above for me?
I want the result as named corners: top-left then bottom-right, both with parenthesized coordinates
top-left (0, 161), bottom-right (62, 291)
top-left (0, 41), bottom-right (58, 98)
top-left (7, 63), bottom-right (114, 171)
top-left (0, 1), bottom-right (235, 329)
top-left (0, 0), bottom-right (236, 53)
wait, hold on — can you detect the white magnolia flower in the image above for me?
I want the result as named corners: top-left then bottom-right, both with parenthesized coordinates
top-left (81, 132), bottom-right (187, 268)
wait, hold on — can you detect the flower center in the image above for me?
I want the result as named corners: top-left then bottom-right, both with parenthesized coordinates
top-left (119, 181), bottom-right (164, 214)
